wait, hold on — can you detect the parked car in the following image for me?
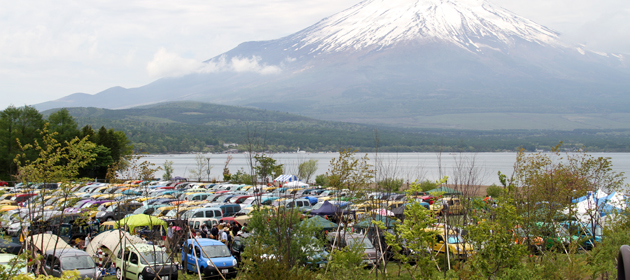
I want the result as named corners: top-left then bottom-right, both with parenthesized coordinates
top-left (43, 248), bottom-right (102, 280)
top-left (327, 232), bottom-right (378, 267)
top-left (115, 244), bottom-right (178, 280)
top-left (185, 208), bottom-right (224, 220)
top-left (182, 238), bottom-right (238, 278)
top-left (95, 202), bottom-right (143, 221)
top-left (219, 204), bottom-right (241, 217)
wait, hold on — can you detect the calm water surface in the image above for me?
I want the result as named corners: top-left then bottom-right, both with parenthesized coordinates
top-left (143, 152), bottom-right (630, 185)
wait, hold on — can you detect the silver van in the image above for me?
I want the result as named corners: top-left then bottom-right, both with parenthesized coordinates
top-left (184, 207), bottom-right (223, 220)
top-left (43, 248), bottom-right (102, 279)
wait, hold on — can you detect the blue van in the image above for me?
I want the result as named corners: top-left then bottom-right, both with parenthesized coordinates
top-left (182, 238), bottom-right (238, 278)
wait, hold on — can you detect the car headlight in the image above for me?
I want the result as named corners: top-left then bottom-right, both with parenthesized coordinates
top-left (232, 259), bottom-right (237, 266)
top-left (207, 260), bottom-right (214, 267)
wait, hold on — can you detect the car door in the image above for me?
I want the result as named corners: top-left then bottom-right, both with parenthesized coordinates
top-left (43, 254), bottom-right (54, 276)
top-left (126, 251), bottom-right (140, 279)
top-left (187, 244), bottom-right (203, 271)
top-left (51, 256), bottom-right (62, 277)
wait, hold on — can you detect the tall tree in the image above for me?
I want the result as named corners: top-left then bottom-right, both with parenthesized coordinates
top-left (298, 159), bottom-right (318, 184)
top-left (47, 108), bottom-right (80, 143)
top-left (0, 105), bottom-right (45, 179)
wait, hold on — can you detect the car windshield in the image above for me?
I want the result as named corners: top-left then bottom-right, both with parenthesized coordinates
top-left (165, 209), bottom-right (178, 217)
top-left (347, 237), bottom-right (374, 249)
top-left (242, 198), bottom-right (255, 205)
top-left (140, 251), bottom-right (169, 264)
top-left (81, 202), bottom-right (95, 209)
top-left (44, 198), bottom-right (59, 206)
top-left (105, 205), bottom-right (116, 212)
top-left (447, 236), bottom-right (463, 244)
top-left (61, 256), bottom-right (95, 270)
top-left (201, 245), bottom-right (232, 258)
top-left (133, 207), bottom-right (147, 214)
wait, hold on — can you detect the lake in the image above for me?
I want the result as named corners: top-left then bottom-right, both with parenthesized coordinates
top-left (142, 152), bottom-right (630, 185)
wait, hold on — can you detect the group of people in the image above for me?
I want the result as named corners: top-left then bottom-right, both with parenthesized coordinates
top-left (195, 222), bottom-right (246, 248)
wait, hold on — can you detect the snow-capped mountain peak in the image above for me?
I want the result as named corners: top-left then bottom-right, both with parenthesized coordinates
top-left (289, 0), bottom-right (561, 53)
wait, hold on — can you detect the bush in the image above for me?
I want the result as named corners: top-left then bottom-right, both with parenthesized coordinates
top-left (486, 184), bottom-right (504, 198)
top-left (419, 180), bottom-right (438, 192)
top-left (377, 178), bottom-right (404, 192)
top-left (315, 174), bottom-right (328, 186)
top-left (230, 168), bottom-right (254, 184)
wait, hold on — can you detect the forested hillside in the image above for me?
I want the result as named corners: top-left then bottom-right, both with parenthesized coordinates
top-left (43, 102), bottom-right (630, 153)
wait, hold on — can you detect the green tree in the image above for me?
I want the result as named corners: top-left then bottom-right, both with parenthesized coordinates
top-left (460, 197), bottom-right (528, 279)
top-left (239, 206), bottom-right (323, 279)
top-left (254, 154), bottom-right (283, 185)
top-left (189, 153), bottom-right (208, 181)
top-left (163, 160), bottom-right (174, 180)
top-left (0, 105), bottom-right (45, 179)
top-left (384, 178), bottom-right (445, 279)
top-left (326, 148), bottom-right (374, 196)
top-left (47, 108), bottom-right (80, 144)
top-left (298, 159), bottom-right (318, 184)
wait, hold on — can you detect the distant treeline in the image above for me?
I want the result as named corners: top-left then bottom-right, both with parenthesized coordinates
top-left (37, 102), bottom-right (630, 154)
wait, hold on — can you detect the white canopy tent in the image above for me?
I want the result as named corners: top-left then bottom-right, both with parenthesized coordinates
top-left (283, 181), bottom-right (309, 188)
top-left (85, 230), bottom-right (147, 257)
top-left (569, 190), bottom-right (627, 226)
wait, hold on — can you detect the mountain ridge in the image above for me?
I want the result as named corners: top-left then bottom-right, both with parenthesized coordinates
top-left (34, 0), bottom-right (630, 130)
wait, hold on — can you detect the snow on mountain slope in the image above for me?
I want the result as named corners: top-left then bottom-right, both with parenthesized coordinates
top-left (288, 0), bottom-right (562, 54)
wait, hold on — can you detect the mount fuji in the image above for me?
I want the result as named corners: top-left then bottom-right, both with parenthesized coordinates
top-left (36, 0), bottom-right (630, 129)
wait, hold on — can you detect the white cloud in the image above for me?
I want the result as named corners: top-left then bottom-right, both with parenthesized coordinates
top-left (147, 48), bottom-right (203, 78)
top-left (199, 55), bottom-right (281, 75)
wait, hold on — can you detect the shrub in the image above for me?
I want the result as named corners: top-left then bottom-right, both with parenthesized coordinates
top-left (486, 184), bottom-right (504, 198)
top-left (315, 174), bottom-right (328, 186)
top-left (419, 180), bottom-right (438, 192)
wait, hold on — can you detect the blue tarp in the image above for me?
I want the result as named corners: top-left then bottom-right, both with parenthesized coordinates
top-left (303, 196), bottom-right (318, 205)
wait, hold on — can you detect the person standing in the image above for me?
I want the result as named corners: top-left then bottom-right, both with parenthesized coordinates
top-left (200, 225), bottom-right (208, 238)
top-left (220, 228), bottom-right (229, 245)
top-left (166, 223), bottom-right (174, 252)
top-left (85, 232), bottom-right (92, 250)
top-left (210, 224), bottom-right (219, 240)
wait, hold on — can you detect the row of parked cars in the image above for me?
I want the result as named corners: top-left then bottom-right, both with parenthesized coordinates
top-left (0, 179), bottom-right (479, 279)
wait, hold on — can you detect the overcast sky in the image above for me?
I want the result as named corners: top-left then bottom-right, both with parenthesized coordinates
top-left (1, 0), bottom-right (628, 110)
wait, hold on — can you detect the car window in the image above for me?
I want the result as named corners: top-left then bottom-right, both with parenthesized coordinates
top-left (297, 201), bottom-right (303, 207)
top-left (287, 202), bottom-right (295, 207)
top-left (193, 211), bottom-right (204, 218)
top-left (206, 211), bottom-right (214, 217)
top-left (214, 210), bottom-right (221, 217)
top-left (123, 251), bottom-right (130, 262)
top-left (194, 222), bottom-right (200, 229)
top-left (195, 246), bottom-right (202, 257)
top-left (130, 252), bottom-right (139, 265)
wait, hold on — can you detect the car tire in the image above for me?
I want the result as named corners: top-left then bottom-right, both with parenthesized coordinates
top-left (116, 268), bottom-right (124, 280)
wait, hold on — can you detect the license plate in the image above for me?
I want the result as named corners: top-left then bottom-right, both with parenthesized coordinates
top-left (222, 269), bottom-right (229, 274)
top-left (162, 277), bottom-right (169, 280)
